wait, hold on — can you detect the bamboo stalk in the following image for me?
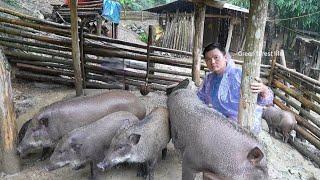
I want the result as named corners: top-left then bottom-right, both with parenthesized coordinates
top-left (0, 7), bottom-right (70, 29)
top-left (85, 64), bottom-right (183, 83)
top-left (0, 25), bottom-right (72, 47)
top-left (273, 80), bottom-right (320, 115)
top-left (288, 138), bottom-right (320, 168)
top-left (0, 16), bottom-right (70, 36)
top-left (0, 41), bottom-right (72, 59)
top-left (16, 63), bottom-right (73, 77)
top-left (4, 51), bottom-right (73, 66)
top-left (273, 89), bottom-right (320, 128)
top-left (15, 70), bottom-right (119, 89)
top-left (9, 59), bottom-right (72, 69)
top-left (275, 69), bottom-right (320, 94)
top-left (84, 33), bottom-right (147, 50)
top-left (274, 72), bottom-right (320, 105)
top-left (0, 22), bottom-right (40, 33)
top-left (0, 36), bottom-right (71, 52)
top-left (83, 47), bottom-right (193, 68)
top-left (274, 99), bottom-right (320, 150)
top-left (275, 63), bottom-right (320, 87)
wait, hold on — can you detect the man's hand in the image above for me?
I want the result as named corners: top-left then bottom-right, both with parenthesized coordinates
top-left (250, 77), bottom-right (268, 98)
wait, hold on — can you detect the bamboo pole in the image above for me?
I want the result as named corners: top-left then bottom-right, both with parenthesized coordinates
top-left (70, 0), bottom-right (83, 96)
top-left (273, 89), bottom-right (320, 128)
top-left (288, 138), bottom-right (320, 168)
top-left (0, 41), bottom-right (72, 59)
top-left (4, 51), bottom-right (73, 66)
top-left (273, 80), bottom-right (320, 115)
top-left (85, 64), bottom-right (183, 83)
top-left (274, 72), bottom-right (320, 105)
top-left (16, 63), bottom-right (74, 77)
top-left (275, 69), bottom-right (320, 94)
top-left (84, 33), bottom-right (147, 50)
top-left (0, 7), bottom-right (70, 29)
top-left (275, 63), bottom-right (320, 87)
top-left (0, 22), bottom-right (40, 33)
top-left (0, 48), bottom-right (21, 174)
top-left (10, 59), bottom-right (72, 69)
top-left (0, 25), bottom-right (72, 47)
top-left (0, 16), bottom-right (70, 36)
top-left (274, 99), bottom-right (320, 150)
top-left (0, 36), bottom-right (71, 52)
top-left (15, 70), bottom-right (119, 89)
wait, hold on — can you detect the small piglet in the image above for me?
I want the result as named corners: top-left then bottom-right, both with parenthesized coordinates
top-left (262, 106), bottom-right (297, 143)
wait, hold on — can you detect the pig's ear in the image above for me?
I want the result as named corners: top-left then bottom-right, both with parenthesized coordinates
top-left (39, 117), bottom-right (49, 127)
top-left (247, 147), bottom-right (264, 165)
top-left (129, 134), bottom-right (141, 145)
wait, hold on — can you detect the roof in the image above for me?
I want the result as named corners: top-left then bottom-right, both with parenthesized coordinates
top-left (144, 0), bottom-right (248, 14)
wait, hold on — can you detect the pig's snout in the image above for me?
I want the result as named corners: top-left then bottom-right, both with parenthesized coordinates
top-left (97, 161), bottom-right (112, 171)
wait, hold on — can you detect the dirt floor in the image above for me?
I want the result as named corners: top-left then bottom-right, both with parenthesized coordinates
top-left (0, 80), bottom-right (318, 180)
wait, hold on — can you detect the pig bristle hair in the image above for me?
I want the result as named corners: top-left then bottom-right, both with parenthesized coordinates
top-left (169, 89), bottom-right (268, 149)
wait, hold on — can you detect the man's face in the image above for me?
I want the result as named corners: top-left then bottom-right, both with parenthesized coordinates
top-left (204, 48), bottom-right (227, 74)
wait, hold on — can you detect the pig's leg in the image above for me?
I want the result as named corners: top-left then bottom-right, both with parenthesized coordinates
top-left (39, 147), bottom-right (54, 161)
top-left (89, 161), bottom-right (105, 180)
top-left (161, 148), bottom-right (167, 160)
top-left (137, 163), bottom-right (148, 177)
top-left (282, 130), bottom-right (289, 143)
top-left (182, 156), bottom-right (196, 180)
top-left (145, 158), bottom-right (157, 180)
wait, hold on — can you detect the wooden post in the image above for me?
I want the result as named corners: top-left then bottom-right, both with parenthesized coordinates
top-left (225, 18), bottom-right (235, 53)
top-left (96, 15), bottom-right (103, 36)
top-left (79, 19), bottom-right (87, 89)
top-left (70, 0), bottom-right (83, 96)
top-left (192, 2), bottom-right (206, 86)
top-left (0, 48), bottom-right (21, 174)
top-left (238, 0), bottom-right (269, 129)
top-left (147, 25), bottom-right (155, 75)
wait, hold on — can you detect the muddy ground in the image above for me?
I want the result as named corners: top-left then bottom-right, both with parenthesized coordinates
top-left (0, 79), bottom-right (318, 180)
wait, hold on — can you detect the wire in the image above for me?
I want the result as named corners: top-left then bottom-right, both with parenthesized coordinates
top-left (267, 10), bottom-right (320, 22)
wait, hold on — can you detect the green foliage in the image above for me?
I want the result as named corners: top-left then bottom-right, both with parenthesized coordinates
top-left (227, 0), bottom-right (320, 33)
top-left (139, 32), bottom-right (148, 43)
top-left (3, 0), bottom-right (19, 7)
top-left (118, 0), bottom-right (167, 11)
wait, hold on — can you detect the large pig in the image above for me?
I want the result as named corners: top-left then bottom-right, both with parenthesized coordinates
top-left (47, 111), bottom-right (140, 179)
top-left (262, 106), bottom-right (297, 143)
top-left (167, 89), bottom-right (268, 180)
top-left (17, 90), bottom-right (146, 158)
top-left (97, 107), bottom-right (170, 180)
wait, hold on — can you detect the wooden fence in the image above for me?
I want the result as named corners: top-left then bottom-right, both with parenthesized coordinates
top-left (0, 7), bottom-right (319, 167)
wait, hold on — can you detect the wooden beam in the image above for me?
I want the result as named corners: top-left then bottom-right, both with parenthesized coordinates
top-left (70, 0), bottom-right (83, 96)
top-left (192, 3), bottom-right (206, 86)
top-left (0, 49), bottom-right (21, 174)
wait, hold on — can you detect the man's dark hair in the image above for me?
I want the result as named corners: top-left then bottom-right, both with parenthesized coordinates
top-left (203, 42), bottom-right (226, 57)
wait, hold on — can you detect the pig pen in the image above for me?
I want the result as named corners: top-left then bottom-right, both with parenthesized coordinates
top-left (1, 80), bottom-right (320, 180)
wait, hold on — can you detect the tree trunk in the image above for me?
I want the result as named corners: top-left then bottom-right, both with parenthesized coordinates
top-left (263, 0), bottom-right (276, 64)
top-left (70, 0), bottom-right (83, 96)
top-left (192, 3), bottom-right (206, 86)
top-left (0, 48), bottom-right (21, 174)
top-left (238, 0), bottom-right (269, 130)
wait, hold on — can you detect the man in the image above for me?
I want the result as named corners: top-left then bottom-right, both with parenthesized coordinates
top-left (197, 43), bottom-right (274, 134)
